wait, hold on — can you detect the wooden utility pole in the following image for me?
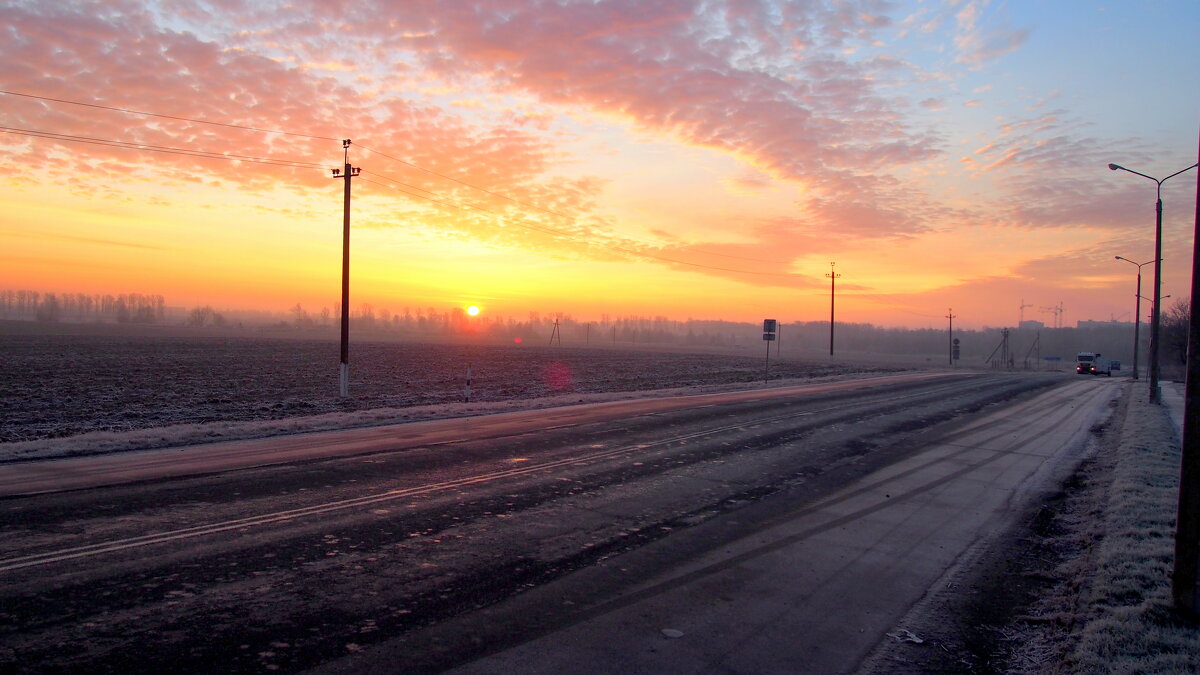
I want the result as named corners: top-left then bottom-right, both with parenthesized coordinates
top-left (826, 262), bottom-right (840, 356)
top-left (332, 139), bottom-right (361, 398)
top-left (946, 308), bottom-right (956, 365)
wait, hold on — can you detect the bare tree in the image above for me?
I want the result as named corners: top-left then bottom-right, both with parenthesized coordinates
top-left (1163, 297), bottom-right (1191, 366)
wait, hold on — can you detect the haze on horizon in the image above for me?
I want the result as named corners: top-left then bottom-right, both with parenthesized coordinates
top-left (1, 0), bottom-right (1197, 331)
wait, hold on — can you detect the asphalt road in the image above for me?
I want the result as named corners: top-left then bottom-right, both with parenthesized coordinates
top-left (0, 371), bottom-right (1117, 673)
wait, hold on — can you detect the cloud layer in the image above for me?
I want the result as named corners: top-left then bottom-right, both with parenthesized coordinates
top-left (3, 0), bottom-right (1193, 319)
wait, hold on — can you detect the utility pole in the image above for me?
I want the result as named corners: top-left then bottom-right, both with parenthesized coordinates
top-left (331, 139), bottom-right (361, 398)
top-left (946, 308), bottom-right (957, 365)
top-left (1174, 134), bottom-right (1200, 614)
top-left (826, 262), bottom-right (841, 356)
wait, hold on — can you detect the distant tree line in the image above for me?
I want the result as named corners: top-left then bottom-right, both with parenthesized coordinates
top-left (0, 290), bottom-right (165, 324)
top-left (5, 288), bottom-right (1190, 370)
top-left (277, 304), bottom-right (752, 346)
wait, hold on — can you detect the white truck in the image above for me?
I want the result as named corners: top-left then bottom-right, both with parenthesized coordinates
top-left (1076, 352), bottom-right (1112, 376)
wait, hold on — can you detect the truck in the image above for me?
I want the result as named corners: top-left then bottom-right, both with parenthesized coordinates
top-left (1076, 352), bottom-right (1112, 376)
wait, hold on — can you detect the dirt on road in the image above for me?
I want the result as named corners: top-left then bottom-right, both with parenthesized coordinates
top-left (865, 381), bottom-right (1200, 674)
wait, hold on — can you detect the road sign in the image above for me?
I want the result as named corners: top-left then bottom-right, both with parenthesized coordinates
top-left (763, 319), bottom-right (777, 333)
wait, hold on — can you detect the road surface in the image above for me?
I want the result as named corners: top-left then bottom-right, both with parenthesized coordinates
top-left (0, 372), bottom-right (1117, 672)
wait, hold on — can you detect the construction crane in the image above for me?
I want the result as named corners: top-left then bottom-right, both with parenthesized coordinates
top-left (1039, 302), bottom-right (1065, 329)
top-left (1019, 299), bottom-right (1033, 326)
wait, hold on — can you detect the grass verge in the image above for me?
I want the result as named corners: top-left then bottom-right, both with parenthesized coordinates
top-left (1058, 389), bottom-right (1200, 672)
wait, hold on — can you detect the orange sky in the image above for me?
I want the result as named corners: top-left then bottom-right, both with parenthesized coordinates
top-left (2, 1), bottom-right (1198, 329)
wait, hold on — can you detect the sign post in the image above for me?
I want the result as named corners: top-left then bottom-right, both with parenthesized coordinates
top-left (763, 319), bottom-right (777, 383)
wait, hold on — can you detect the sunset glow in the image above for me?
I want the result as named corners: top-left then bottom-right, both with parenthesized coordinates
top-left (2, 1), bottom-right (1197, 329)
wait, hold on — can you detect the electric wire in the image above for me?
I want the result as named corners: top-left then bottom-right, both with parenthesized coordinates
top-left (5, 88), bottom-right (790, 267)
top-left (0, 89), bottom-right (340, 142)
top-left (4, 90), bottom-right (806, 273)
top-left (0, 126), bottom-right (325, 170)
top-left (359, 170), bottom-right (805, 278)
top-left (357, 143), bottom-right (789, 266)
top-left (849, 292), bottom-right (942, 318)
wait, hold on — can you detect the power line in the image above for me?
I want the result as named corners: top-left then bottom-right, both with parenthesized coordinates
top-left (0, 125), bottom-right (325, 170)
top-left (359, 170), bottom-right (806, 278)
top-left (5, 91), bottom-right (798, 275)
top-left (0, 89), bottom-right (340, 142)
top-left (8, 121), bottom-right (801, 279)
top-left (682, 247), bottom-right (792, 264)
top-left (849, 292), bottom-right (943, 318)
top-left (4, 89), bottom-right (791, 267)
top-left (359, 143), bottom-right (789, 266)
top-left (11, 119), bottom-right (781, 278)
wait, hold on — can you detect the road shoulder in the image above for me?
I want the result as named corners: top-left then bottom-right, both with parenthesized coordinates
top-left (863, 381), bottom-right (1200, 673)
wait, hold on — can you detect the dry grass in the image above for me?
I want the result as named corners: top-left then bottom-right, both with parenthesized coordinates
top-left (1063, 391), bottom-right (1200, 673)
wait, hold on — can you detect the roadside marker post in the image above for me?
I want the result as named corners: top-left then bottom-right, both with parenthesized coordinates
top-left (763, 319), bottom-right (777, 383)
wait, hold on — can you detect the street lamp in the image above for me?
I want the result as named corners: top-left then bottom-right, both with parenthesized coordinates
top-left (1108, 161), bottom-right (1199, 402)
top-left (1115, 256), bottom-right (1157, 379)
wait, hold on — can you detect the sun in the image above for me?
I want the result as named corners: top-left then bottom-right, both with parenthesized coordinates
top-left (466, 305), bottom-right (480, 316)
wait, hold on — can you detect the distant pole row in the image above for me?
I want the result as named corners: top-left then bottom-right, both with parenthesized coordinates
top-left (1109, 152), bottom-right (1200, 617)
top-left (1108, 161), bottom-right (1197, 403)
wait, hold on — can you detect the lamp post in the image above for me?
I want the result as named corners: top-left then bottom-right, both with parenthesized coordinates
top-left (1174, 133), bottom-right (1200, 614)
top-left (1115, 256), bottom-right (1156, 379)
top-left (1109, 161), bottom-right (1199, 402)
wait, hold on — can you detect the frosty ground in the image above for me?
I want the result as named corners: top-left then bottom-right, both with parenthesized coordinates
top-left (865, 382), bottom-right (1200, 673)
top-left (2, 330), bottom-right (1197, 671)
top-left (0, 332), bottom-right (897, 461)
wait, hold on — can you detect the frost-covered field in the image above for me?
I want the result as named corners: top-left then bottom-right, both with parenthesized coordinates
top-left (1, 333), bottom-right (887, 449)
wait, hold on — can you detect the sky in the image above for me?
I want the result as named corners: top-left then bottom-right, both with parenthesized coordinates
top-left (1, 0), bottom-right (1198, 329)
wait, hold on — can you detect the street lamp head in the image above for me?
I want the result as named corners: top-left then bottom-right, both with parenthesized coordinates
top-left (1108, 163), bottom-right (1122, 171)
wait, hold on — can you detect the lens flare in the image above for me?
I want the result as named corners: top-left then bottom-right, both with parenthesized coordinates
top-left (543, 361), bottom-right (572, 391)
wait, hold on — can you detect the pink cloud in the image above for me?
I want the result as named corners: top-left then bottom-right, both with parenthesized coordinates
top-left (0, 0), bottom-right (959, 270)
top-left (0, 2), bottom-right (584, 227)
top-left (952, 0), bottom-right (1030, 66)
top-left (279, 1), bottom-right (942, 195)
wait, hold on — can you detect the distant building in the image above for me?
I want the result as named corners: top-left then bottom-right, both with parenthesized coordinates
top-left (1018, 320), bottom-right (1045, 330)
top-left (1076, 320), bottom-right (1133, 329)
